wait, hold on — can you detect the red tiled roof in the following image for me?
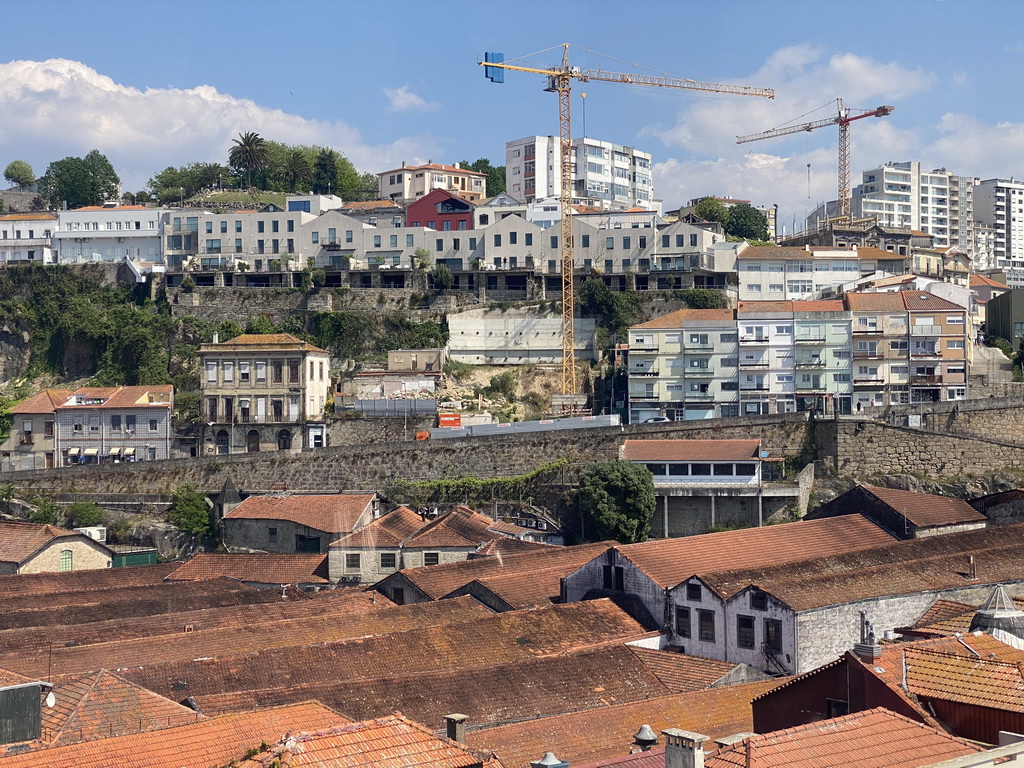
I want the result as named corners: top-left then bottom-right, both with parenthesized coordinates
top-left (201, 333), bottom-right (327, 352)
top-left (705, 707), bottom-right (982, 767)
top-left (626, 647), bottom-right (742, 692)
top-left (54, 386), bottom-right (172, 410)
top-left (465, 680), bottom-right (783, 768)
top-left (859, 484), bottom-right (987, 527)
top-left (0, 701), bottom-right (347, 768)
top-left (331, 506), bottom-right (425, 548)
top-left (0, 668), bottom-right (31, 687)
top-left (971, 273), bottom-right (1008, 288)
top-left (9, 389), bottom-right (73, 414)
top-left (901, 291), bottom-right (965, 311)
top-left (405, 506), bottom-right (520, 549)
top-left (737, 301), bottom-right (797, 314)
top-left (622, 439), bottom-right (760, 462)
top-left (0, 213), bottom-right (57, 221)
top-left (631, 309), bottom-right (735, 330)
top-left (608, 516), bottom-right (895, 590)
top-left (165, 553), bottom-right (330, 584)
top-left (845, 292), bottom-right (908, 311)
top-left (231, 714), bottom-right (492, 768)
top-left (0, 521), bottom-right (96, 567)
top-left (737, 246), bottom-right (815, 260)
top-left (901, 648), bottom-right (1024, 712)
top-left (225, 493), bottom-right (374, 534)
top-left (340, 200), bottom-right (402, 210)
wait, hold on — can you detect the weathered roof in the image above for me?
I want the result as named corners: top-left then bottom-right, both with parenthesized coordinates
top-left (901, 291), bottom-right (965, 311)
top-left (626, 647), bottom-right (743, 692)
top-left (622, 439), bottom-right (760, 463)
top-left (55, 386), bottom-right (173, 410)
top-left (971, 273), bottom-right (1008, 289)
top-left (704, 707), bottom-right (981, 768)
top-left (859, 484), bottom-right (988, 527)
top-left (404, 506), bottom-right (521, 549)
top-left (231, 714), bottom-right (492, 768)
top-left (464, 680), bottom-right (783, 768)
top-left (0, 521), bottom-right (98, 568)
top-left (199, 333), bottom-right (327, 353)
top-left (0, 213), bottom-right (57, 221)
top-left (9, 389), bottom-right (74, 414)
top-left (844, 291), bottom-right (908, 311)
top-left (606, 516), bottom-right (895, 590)
top-left (630, 309), bottom-right (735, 330)
top-left (855, 246), bottom-right (907, 260)
top-left (0, 701), bottom-right (347, 768)
top-left (165, 553), bottom-right (330, 585)
top-left (737, 246), bottom-right (816, 260)
top-left (339, 199), bottom-right (402, 210)
top-left (331, 505), bottom-right (425, 548)
top-left (900, 648), bottom-right (1024, 712)
top-left (70, 205), bottom-right (151, 212)
top-left (223, 493), bottom-right (375, 534)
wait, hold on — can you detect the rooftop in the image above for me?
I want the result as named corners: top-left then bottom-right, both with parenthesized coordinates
top-left (621, 439), bottom-right (761, 463)
top-left (8, 389), bottom-right (73, 414)
top-left (330, 505), bottom-right (425, 548)
top-left (704, 707), bottom-right (981, 768)
top-left (630, 309), bottom-right (735, 330)
top-left (198, 333), bottom-right (327, 353)
top-left (165, 553), bottom-right (330, 585)
top-left (223, 493), bottom-right (376, 534)
top-left (0, 521), bottom-right (100, 568)
top-left (858, 484), bottom-right (988, 527)
top-left (55, 386), bottom-right (173, 410)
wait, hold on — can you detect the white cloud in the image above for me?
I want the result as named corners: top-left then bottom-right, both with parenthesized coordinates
top-left (0, 59), bottom-right (440, 190)
top-left (383, 85), bottom-right (439, 113)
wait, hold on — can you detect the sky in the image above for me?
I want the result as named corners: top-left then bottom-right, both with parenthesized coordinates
top-left (2, 0), bottom-right (1023, 231)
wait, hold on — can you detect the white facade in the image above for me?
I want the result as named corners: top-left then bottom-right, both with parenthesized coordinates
top-left (448, 306), bottom-right (598, 365)
top-left (736, 246), bottom-right (862, 302)
top-left (505, 136), bottom-right (655, 211)
top-left (378, 162), bottom-right (486, 203)
top-left (53, 205), bottom-right (163, 264)
top-left (163, 207), bottom-right (316, 270)
top-left (0, 214), bottom-right (56, 265)
top-left (975, 178), bottom-right (1024, 288)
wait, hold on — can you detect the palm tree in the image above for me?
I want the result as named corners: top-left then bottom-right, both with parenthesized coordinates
top-left (228, 131), bottom-right (269, 189)
top-left (277, 150), bottom-right (312, 193)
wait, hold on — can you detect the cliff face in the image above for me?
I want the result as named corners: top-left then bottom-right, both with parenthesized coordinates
top-left (0, 327), bottom-right (30, 382)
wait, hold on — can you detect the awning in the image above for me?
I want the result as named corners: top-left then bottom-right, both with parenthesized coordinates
top-left (67, 448), bottom-right (81, 456)
top-left (123, 447), bottom-right (136, 456)
top-left (109, 447), bottom-right (121, 457)
top-left (83, 448), bottom-right (99, 457)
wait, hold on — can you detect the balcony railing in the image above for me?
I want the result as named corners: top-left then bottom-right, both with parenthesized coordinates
top-left (911, 374), bottom-right (942, 385)
top-left (739, 336), bottom-right (770, 344)
top-left (794, 336), bottom-right (826, 344)
top-left (19, 434), bottom-right (34, 445)
top-left (630, 369), bottom-right (659, 377)
top-left (853, 327), bottom-right (881, 334)
top-left (685, 368), bottom-right (716, 378)
top-left (739, 384), bottom-right (769, 391)
top-left (629, 392), bottom-right (659, 400)
top-left (739, 360), bottom-right (770, 368)
top-left (911, 325), bottom-right (942, 336)
top-left (685, 390), bottom-right (715, 400)
top-left (853, 377), bottom-right (884, 385)
top-left (795, 359), bottom-right (826, 368)
top-left (683, 342), bottom-right (715, 351)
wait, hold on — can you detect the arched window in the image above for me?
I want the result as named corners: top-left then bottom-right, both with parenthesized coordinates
top-left (246, 430), bottom-right (261, 453)
top-left (59, 549), bottom-right (73, 572)
top-left (277, 429), bottom-right (292, 451)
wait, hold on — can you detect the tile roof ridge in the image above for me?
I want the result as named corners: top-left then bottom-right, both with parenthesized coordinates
top-left (52, 670), bottom-right (104, 744)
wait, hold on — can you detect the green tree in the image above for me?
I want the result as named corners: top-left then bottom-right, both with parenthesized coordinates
top-left (577, 461), bottom-right (655, 543)
top-left (168, 483), bottom-right (213, 536)
top-left (277, 149), bottom-right (313, 193)
top-left (4, 160), bottom-right (34, 189)
top-left (693, 197), bottom-right (730, 227)
top-left (432, 263), bottom-right (454, 290)
top-left (228, 131), bottom-right (270, 188)
top-left (28, 496), bottom-right (62, 526)
top-left (39, 150), bottom-right (120, 208)
top-left (458, 158), bottom-right (506, 196)
top-left (65, 501), bottom-right (105, 528)
top-left (578, 278), bottom-right (640, 335)
top-left (245, 315), bottom-right (277, 335)
top-left (148, 162), bottom-right (229, 204)
top-left (724, 202), bottom-right (769, 240)
top-left (312, 147), bottom-right (339, 195)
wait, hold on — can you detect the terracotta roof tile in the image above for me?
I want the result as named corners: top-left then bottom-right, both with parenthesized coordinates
top-left (901, 648), bottom-right (1024, 711)
top-left (465, 680), bottom-right (782, 768)
top-left (446, 564), bottom-right (579, 609)
top-left (1, 595), bottom-right (490, 680)
top-left (195, 645), bottom-right (674, 727)
top-left (608, 516), bottom-right (895, 590)
top-left (0, 701), bottom-right (347, 768)
top-left (626, 647), bottom-right (742, 692)
top-left (200, 333), bottom-right (327, 352)
top-left (9, 389), bottom-right (74, 414)
top-left (630, 309), bottom-right (734, 330)
top-left (471, 537), bottom-right (553, 558)
top-left (907, 599), bottom-right (977, 633)
top-left (845, 291), bottom-right (908, 311)
top-left (69, 205), bottom-right (150, 211)
top-left (405, 506), bottom-right (520, 549)
top-left (622, 439), bottom-right (761, 463)
top-left (971, 273), bottom-right (1008, 288)
top-left (166, 553), bottom-right (330, 584)
top-left (901, 291), bottom-right (965, 311)
top-left (118, 600), bottom-right (642, 702)
top-left (865, 633), bottom-right (1024, 691)
top-left (330, 506), bottom-right (425, 547)
top-left (339, 199), bottom-right (402, 210)
top-left (0, 521), bottom-right (95, 568)
top-left (0, 213), bottom-right (57, 222)
top-left (859, 484), bottom-right (987, 527)
top-left (705, 707), bottom-right (982, 768)
top-left (737, 246), bottom-right (817, 260)
top-left (0, 668), bottom-right (31, 687)
top-left (737, 301), bottom-right (797, 314)
top-left (54, 386), bottom-right (172, 410)
top-left (231, 714), bottom-right (489, 768)
top-left (224, 494), bottom-right (375, 534)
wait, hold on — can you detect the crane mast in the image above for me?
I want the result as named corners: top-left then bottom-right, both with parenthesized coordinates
top-left (737, 99), bottom-right (894, 221)
top-left (482, 44), bottom-right (774, 405)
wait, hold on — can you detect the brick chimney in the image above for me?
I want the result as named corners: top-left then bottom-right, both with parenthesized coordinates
top-left (444, 713), bottom-right (467, 744)
top-left (663, 729), bottom-right (708, 768)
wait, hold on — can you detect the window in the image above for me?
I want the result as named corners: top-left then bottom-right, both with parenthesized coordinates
top-left (272, 361), bottom-right (283, 383)
top-left (686, 582), bottom-right (701, 601)
top-left (764, 618), bottom-right (782, 652)
top-left (149, 419), bottom-right (158, 432)
top-left (948, 340), bottom-right (964, 349)
top-left (380, 552), bottom-right (397, 569)
top-left (345, 553), bottom-right (360, 569)
top-left (287, 219), bottom-right (295, 232)
top-left (509, 231), bottom-right (518, 245)
top-left (240, 362), bottom-right (250, 383)
top-left (493, 234), bottom-right (501, 247)
top-left (111, 415), bottom-right (121, 432)
top-left (59, 549), bottom-right (73, 572)
top-left (750, 589), bottom-right (768, 610)
top-left (257, 220), bottom-right (265, 233)
top-left (407, 234), bottom-right (415, 247)
top-left (675, 606), bottom-right (691, 638)
top-left (424, 552), bottom-right (440, 566)
top-left (525, 233), bottom-right (533, 246)
top-left (288, 361), bottom-right (300, 383)
top-left (268, 527), bottom-right (278, 543)
top-left (44, 420), bottom-right (53, 437)
top-left (698, 609), bottom-right (715, 642)
top-left (737, 615), bottom-right (755, 648)
top-left (602, 565), bottom-right (625, 591)
top-left (271, 220), bottom-right (279, 233)
top-left (550, 235), bottom-right (558, 248)
top-left (125, 415), bottom-right (136, 433)
top-left (206, 361), bottom-right (217, 382)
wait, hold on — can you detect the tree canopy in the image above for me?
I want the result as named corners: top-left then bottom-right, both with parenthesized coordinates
top-left (229, 131), bottom-right (270, 188)
top-left (4, 160), bottom-right (34, 189)
top-left (39, 150), bottom-right (120, 209)
top-left (457, 157), bottom-right (506, 197)
top-left (725, 202), bottom-right (769, 241)
top-left (168, 483), bottom-right (213, 537)
top-left (693, 197), bottom-right (730, 227)
top-left (147, 162), bottom-right (229, 204)
top-left (577, 461), bottom-right (655, 543)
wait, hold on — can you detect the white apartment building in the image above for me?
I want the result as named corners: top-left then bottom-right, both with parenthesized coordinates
top-left (0, 213), bottom-right (56, 265)
top-left (974, 178), bottom-right (1024, 287)
top-left (377, 162), bottom-right (487, 203)
top-left (736, 245), bottom-right (862, 301)
top-left (52, 204), bottom-right (163, 264)
top-left (505, 136), bottom-right (654, 211)
top-left (850, 161), bottom-right (976, 252)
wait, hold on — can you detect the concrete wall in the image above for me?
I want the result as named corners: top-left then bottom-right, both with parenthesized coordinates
top-left (223, 518), bottom-right (339, 554)
top-left (20, 537), bottom-right (112, 574)
top-left (651, 494), bottom-right (792, 538)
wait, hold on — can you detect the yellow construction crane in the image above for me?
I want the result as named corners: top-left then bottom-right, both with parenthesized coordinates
top-left (736, 98), bottom-right (894, 222)
top-left (481, 44), bottom-right (774, 402)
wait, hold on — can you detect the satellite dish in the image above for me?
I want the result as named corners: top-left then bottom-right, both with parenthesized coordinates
top-left (45, 691), bottom-right (56, 708)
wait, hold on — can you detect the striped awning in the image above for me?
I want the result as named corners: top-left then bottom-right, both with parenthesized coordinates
top-left (123, 447), bottom-right (136, 456)
top-left (109, 447), bottom-right (121, 456)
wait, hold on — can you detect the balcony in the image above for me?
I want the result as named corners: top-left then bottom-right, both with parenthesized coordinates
top-left (19, 433), bottom-right (34, 445)
top-left (910, 349), bottom-right (942, 360)
top-left (739, 384), bottom-right (769, 392)
top-left (630, 369), bottom-right (659, 377)
top-left (685, 389), bottom-right (715, 400)
top-left (685, 368), bottom-right (716, 378)
top-left (853, 377), bottom-right (884, 386)
top-left (794, 335), bottom-right (826, 344)
top-left (632, 343), bottom-right (659, 353)
top-left (911, 325), bottom-right (942, 336)
top-left (739, 360), bottom-right (770, 368)
top-left (853, 327), bottom-right (882, 335)
top-left (629, 392), bottom-right (659, 401)
top-left (911, 374), bottom-right (942, 385)
top-left (795, 359), bottom-right (826, 368)
top-left (852, 351), bottom-right (883, 360)
top-left (739, 336), bottom-right (770, 344)
top-left (323, 240), bottom-right (342, 251)
top-left (683, 341), bottom-right (715, 351)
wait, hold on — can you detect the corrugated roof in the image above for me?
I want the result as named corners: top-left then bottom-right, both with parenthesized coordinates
top-left (9, 389), bottom-right (73, 414)
top-left (224, 494), bottom-right (374, 534)
top-left (165, 553), bottom-right (330, 584)
top-left (704, 707), bottom-right (981, 767)
top-left (0, 521), bottom-right (92, 568)
top-left (0, 701), bottom-right (347, 768)
top-left (609, 516), bottom-right (895, 590)
top-left (231, 714), bottom-right (490, 768)
top-left (464, 680), bottom-right (782, 768)
top-left (200, 333), bottom-right (327, 352)
top-left (860, 484), bottom-right (988, 527)
top-left (622, 439), bottom-right (761, 462)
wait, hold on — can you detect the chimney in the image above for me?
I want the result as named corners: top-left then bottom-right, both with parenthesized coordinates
top-left (530, 754), bottom-right (569, 768)
top-left (969, 555), bottom-right (978, 580)
top-left (632, 724), bottom-right (658, 752)
top-left (212, 331), bottom-right (219, 344)
top-left (444, 713), bottom-right (467, 744)
top-left (854, 610), bottom-right (883, 661)
top-left (663, 729), bottom-right (707, 768)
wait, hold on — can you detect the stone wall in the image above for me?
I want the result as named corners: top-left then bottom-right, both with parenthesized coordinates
top-left (328, 415), bottom-right (436, 446)
top-left (22, 538), bottom-right (112, 574)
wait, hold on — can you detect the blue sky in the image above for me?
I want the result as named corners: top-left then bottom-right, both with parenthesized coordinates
top-left (1, 0), bottom-right (1022, 229)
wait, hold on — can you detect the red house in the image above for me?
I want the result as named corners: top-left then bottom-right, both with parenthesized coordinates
top-left (406, 189), bottom-right (475, 232)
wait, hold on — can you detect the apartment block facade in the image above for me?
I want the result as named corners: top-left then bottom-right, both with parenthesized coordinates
top-left (53, 204), bottom-right (163, 264)
top-left (377, 162), bottom-right (487, 203)
top-left (974, 178), bottom-right (1024, 288)
top-left (55, 386), bottom-right (174, 466)
top-left (198, 333), bottom-right (331, 455)
top-left (0, 213), bottom-right (56, 265)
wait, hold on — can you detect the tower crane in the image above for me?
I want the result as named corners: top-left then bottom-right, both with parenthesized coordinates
top-left (480, 44), bottom-right (774, 402)
top-left (736, 98), bottom-right (894, 222)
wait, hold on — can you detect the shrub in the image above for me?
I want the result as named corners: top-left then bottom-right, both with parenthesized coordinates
top-left (65, 501), bottom-right (105, 528)
top-left (168, 483), bottom-right (213, 537)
